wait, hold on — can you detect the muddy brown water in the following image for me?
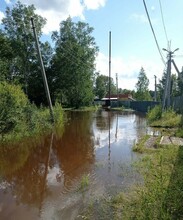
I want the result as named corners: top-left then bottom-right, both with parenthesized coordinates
top-left (0, 110), bottom-right (149, 220)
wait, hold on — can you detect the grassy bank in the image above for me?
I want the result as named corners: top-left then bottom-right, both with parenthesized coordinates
top-left (81, 142), bottom-right (183, 220)
top-left (63, 105), bottom-right (100, 112)
top-left (112, 143), bottom-right (183, 219)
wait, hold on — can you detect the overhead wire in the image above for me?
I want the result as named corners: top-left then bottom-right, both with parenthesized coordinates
top-left (143, 0), bottom-right (166, 65)
top-left (158, 0), bottom-right (169, 49)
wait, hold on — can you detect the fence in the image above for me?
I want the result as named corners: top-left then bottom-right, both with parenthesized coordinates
top-left (172, 95), bottom-right (183, 112)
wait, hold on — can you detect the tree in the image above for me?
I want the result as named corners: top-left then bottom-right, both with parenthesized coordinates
top-left (135, 67), bottom-right (151, 101)
top-left (0, 32), bottom-right (14, 82)
top-left (51, 17), bottom-right (99, 108)
top-left (1, 1), bottom-right (52, 105)
top-left (95, 74), bottom-right (116, 99)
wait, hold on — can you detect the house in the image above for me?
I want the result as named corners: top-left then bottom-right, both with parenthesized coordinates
top-left (102, 94), bottom-right (135, 107)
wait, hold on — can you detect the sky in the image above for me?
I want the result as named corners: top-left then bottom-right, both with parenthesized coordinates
top-left (1, 0), bottom-right (183, 91)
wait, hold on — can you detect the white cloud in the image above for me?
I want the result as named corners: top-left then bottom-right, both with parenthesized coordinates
top-left (130, 13), bottom-right (158, 25)
top-left (0, 11), bottom-right (5, 24)
top-left (151, 6), bottom-right (155, 11)
top-left (131, 13), bottom-right (148, 24)
top-left (96, 52), bottom-right (164, 91)
top-left (4, 0), bottom-right (11, 4)
top-left (19, 0), bottom-right (106, 34)
top-left (84, 0), bottom-right (106, 10)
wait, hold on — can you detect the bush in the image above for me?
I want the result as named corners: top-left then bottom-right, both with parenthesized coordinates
top-left (0, 82), bottom-right (29, 136)
top-left (147, 105), bottom-right (162, 124)
top-left (0, 82), bottom-right (64, 141)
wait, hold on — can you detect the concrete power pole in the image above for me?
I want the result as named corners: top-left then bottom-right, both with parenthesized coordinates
top-left (31, 17), bottom-right (54, 123)
top-left (162, 47), bottom-right (179, 110)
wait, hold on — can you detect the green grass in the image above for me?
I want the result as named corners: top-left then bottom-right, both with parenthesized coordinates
top-left (112, 144), bottom-right (183, 219)
top-left (78, 174), bottom-right (89, 192)
top-left (82, 141), bottom-right (183, 219)
top-left (132, 135), bottom-right (151, 153)
top-left (147, 106), bottom-right (181, 128)
top-left (0, 103), bottom-right (65, 143)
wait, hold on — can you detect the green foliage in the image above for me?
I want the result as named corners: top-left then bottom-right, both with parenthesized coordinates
top-left (132, 135), bottom-right (151, 153)
top-left (95, 74), bottom-right (116, 99)
top-left (135, 67), bottom-right (152, 101)
top-left (0, 32), bottom-right (14, 81)
top-left (112, 145), bottom-right (183, 220)
top-left (147, 105), bottom-right (162, 124)
top-left (0, 82), bottom-right (64, 141)
top-left (149, 108), bottom-right (181, 128)
top-left (52, 17), bottom-right (99, 108)
top-left (1, 1), bottom-right (53, 105)
top-left (79, 174), bottom-right (89, 191)
top-left (0, 82), bottom-right (29, 137)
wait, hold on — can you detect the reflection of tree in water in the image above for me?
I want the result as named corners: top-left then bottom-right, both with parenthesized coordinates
top-left (0, 136), bottom-right (53, 207)
top-left (53, 111), bottom-right (95, 187)
top-left (134, 112), bottom-right (147, 127)
top-left (95, 110), bottom-right (115, 131)
top-left (0, 141), bottom-right (30, 176)
top-left (0, 111), bottom-right (95, 209)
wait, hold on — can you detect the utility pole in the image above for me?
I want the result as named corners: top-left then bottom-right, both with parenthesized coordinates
top-left (108, 31), bottom-right (111, 107)
top-left (154, 75), bottom-right (157, 101)
top-left (162, 47), bottom-right (179, 110)
top-left (31, 17), bottom-right (54, 123)
top-left (116, 73), bottom-right (119, 107)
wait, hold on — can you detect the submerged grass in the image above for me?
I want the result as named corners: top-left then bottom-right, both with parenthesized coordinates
top-left (78, 174), bottom-right (90, 192)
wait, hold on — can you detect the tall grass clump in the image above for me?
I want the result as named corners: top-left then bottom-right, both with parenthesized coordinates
top-left (147, 105), bottom-right (162, 124)
top-left (147, 105), bottom-right (181, 128)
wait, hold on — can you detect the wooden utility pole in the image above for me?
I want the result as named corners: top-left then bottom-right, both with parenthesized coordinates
top-left (154, 75), bottom-right (157, 101)
top-left (31, 17), bottom-right (54, 123)
top-left (108, 31), bottom-right (111, 107)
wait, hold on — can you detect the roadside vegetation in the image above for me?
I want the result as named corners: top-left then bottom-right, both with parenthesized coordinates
top-left (112, 144), bottom-right (183, 219)
top-left (147, 105), bottom-right (182, 128)
top-left (0, 82), bottom-right (64, 142)
top-left (112, 106), bottom-right (183, 219)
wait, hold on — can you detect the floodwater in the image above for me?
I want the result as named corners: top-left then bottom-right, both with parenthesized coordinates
top-left (0, 110), bottom-right (149, 220)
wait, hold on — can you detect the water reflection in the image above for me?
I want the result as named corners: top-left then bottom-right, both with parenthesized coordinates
top-left (0, 110), bottom-right (148, 220)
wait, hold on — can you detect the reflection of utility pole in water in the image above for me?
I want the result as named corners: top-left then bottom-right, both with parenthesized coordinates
top-left (39, 133), bottom-right (54, 216)
top-left (108, 31), bottom-right (111, 107)
top-left (108, 112), bottom-right (111, 172)
top-left (115, 113), bottom-right (118, 142)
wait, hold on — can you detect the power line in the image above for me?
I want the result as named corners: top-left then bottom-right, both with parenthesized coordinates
top-left (143, 0), bottom-right (166, 65)
top-left (158, 0), bottom-right (169, 48)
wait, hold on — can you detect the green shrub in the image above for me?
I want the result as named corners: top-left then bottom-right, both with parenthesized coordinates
top-left (0, 82), bottom-right (29, 137)
top-left (147, 105), bottom-right (162, 124)
top-left (0, 82), bottom-right (65, 141)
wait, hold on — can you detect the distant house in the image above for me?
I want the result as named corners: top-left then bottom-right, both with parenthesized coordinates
top-left (101, 94), bottom-right (135, 107)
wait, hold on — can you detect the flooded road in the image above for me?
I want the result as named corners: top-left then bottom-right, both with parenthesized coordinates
top-left (0, 110), bottom-right (148, 220)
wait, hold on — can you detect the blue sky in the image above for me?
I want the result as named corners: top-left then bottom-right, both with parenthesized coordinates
top-left (1, 0), bottom-right (183, 90)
